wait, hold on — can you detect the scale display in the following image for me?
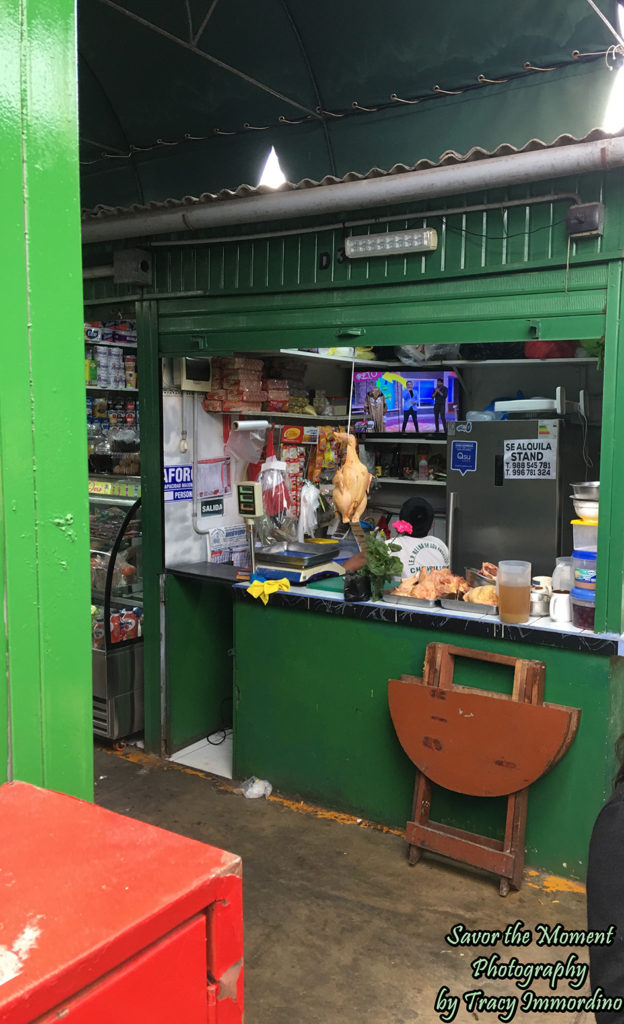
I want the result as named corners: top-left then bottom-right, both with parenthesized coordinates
top-left (237, 481), bottom-right (263, 517)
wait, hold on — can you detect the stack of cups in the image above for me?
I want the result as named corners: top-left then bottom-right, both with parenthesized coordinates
top-left (570, 518), bottom-right (598, 630)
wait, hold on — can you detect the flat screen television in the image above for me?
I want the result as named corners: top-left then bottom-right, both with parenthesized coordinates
top-left (351, 368), bottom-right (459, 435)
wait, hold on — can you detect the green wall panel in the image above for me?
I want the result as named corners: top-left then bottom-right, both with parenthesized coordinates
top-left (0, 412), bottom-right (7, 784)
top-left (83, 168), bottom-right (624, 308)
top-left (234, 600), bottom-right (616, 876)
top-left (0, 0), bottom-right (92, 797)
top-left (165, 576), bottom-right (233, 753)
top-left (596, 262), bottom-right (624, 633)
top-left (156, 265), bottom-right (608, 358)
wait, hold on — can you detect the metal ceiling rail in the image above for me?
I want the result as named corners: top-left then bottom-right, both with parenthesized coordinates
top-left (96, 0), bottom-right (319, 120)
top-left (82, 136), bottom-right (624, 244)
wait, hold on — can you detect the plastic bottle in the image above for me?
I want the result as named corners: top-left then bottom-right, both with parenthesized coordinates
top-left (418, 455), bottom-right (429, 480)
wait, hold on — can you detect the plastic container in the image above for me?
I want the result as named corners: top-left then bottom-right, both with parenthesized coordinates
top-left (572, 549), bottom-right (597, 591)
top-left (551, 556), bottom-right (573, 592)
top-left (571, 519), bottom-right (598, 552)
top-left (497, 560), bottom-right (532, 624)
top-left (570, 586), bottom-right (596, 630)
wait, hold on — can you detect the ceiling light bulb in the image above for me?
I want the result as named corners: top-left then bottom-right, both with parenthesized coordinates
top-left (258, 146), bottom-right (287, 189)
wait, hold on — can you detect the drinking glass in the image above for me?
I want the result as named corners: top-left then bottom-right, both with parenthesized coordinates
top-left (497, 560), bottom-right (532, 624)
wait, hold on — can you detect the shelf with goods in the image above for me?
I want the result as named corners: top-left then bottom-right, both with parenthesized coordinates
top-left (357, 436), bottom-right (446, 445)
top-left (200, 348), bottom-right (594, 427)
top-left (211, 410), bottom-right (347, 423)
top-left (89, 475), bottom-right (141, 500)
top-left (374, 477), bottom-right (446, 487)
top-left (85, 339), bottom-right (137, 350)
top-left (272, 348), bottom-right (597, 368)
top-left (92, 588), bottom-right (144, 606)
top-left (87, 385), bottom-right (139, 393)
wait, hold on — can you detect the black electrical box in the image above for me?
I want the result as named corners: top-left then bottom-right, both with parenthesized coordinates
top-left (565, 202), bottom-right (604, 239)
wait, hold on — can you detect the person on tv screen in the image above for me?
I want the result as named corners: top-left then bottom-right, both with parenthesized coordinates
top-left (433, 377), bottom-right (449, 434)
top-left (401, 381), bottom-right (419, 432)
top-left (364, 386), bottom-right (387, 432)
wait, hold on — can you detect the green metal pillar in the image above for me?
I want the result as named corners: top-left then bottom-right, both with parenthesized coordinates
top-left (596, 260), bottom-right (624, 634)
top-left (136, 301), bottom-right (165, 754)
top-left (0, 0), bottom-right (93, 797)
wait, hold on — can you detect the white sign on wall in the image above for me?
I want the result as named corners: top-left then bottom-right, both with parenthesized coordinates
top-left (503, 439), bottom-right (557, 480)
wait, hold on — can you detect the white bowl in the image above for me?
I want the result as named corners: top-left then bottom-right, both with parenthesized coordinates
top-left (570, 496), bottom-right (599, 520)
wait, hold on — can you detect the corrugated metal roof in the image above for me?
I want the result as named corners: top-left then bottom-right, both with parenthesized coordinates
top-left (81, 128), bottom-right (620, 221)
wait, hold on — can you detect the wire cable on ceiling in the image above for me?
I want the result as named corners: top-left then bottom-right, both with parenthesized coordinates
top-left (79, 51), bottom-right (610, 167)
top-left (390, 92), bottom-right (421, 104)
top-left (583, 0), bottom-right (624, 49)
top-left (522, 61), bottom-right (557, 71)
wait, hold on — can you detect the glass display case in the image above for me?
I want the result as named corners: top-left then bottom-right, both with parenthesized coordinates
top-left (90, 495), bottom-right (144, 739)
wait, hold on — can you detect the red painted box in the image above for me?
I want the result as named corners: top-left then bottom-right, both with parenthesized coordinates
top-left (0, 781), bottom-right (243, 1023)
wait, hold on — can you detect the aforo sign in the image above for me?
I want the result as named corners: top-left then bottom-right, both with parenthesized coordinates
top-left (503, 439), bottom-right (557, 480)
top-left (164, 464), bottom-right (192, 501)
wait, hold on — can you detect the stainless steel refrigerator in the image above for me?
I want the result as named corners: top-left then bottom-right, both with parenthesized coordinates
top-left (446, 419), bottom-right (591, 577)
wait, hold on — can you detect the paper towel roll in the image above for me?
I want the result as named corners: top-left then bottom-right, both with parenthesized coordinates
top-left (232, 419), bottom-right (270, 431)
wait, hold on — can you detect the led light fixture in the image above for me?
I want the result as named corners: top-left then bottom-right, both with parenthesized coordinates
top-left (345, 228), bottom-right (438, 258)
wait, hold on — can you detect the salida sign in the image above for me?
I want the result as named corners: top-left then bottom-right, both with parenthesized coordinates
top-left (503, 439), bottom-right (557, 480)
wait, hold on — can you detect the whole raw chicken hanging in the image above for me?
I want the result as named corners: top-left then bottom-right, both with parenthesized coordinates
top-left (332, 432), bottom-right (372, 523)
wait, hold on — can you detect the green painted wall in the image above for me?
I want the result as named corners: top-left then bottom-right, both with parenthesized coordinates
top-left (83, 168), bottom-right (624, 306)
top-left (165, 575), bottom-right (233, 753)
top-left (234, 600), bottom-right (617, 876)
top-left (0, 0), bottom-right (92, 797)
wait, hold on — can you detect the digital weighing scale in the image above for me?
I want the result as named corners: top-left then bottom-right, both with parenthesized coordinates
top-left (255, 541), bottom-right (345, 585)
top-left (236, 482), bottom-right (345, 584)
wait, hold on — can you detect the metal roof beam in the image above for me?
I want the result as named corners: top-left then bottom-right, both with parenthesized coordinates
top-left (82, 136), bottom-right (624, 243)
top-left (96, 0), bottom-right (320, 120)
top-left (193, 0), bottom-right (220, 46)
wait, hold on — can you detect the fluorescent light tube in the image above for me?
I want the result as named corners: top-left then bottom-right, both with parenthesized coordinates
top-left (345, 228), bottom-right (438, 258)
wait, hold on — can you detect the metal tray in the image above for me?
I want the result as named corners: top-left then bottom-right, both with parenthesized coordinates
top-left (257, 540), bottom-right (340, 569)
top-left (440, 598), bottom-right (499, 616)
top-left (382, 592), bottom-right (439, 609)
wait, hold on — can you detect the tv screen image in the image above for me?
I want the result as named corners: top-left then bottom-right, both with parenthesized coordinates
top-left (351, 369), bottom-right (458, 434)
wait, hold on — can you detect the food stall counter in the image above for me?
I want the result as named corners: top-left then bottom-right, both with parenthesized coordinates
top-left (232, 583), bottom-right (623, 655)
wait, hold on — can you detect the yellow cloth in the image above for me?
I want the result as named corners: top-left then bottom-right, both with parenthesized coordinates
top-left (246, 578), bottom-right (291, 606)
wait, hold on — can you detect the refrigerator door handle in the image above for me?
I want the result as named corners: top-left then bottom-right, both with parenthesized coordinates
top-left (447, 491), bottom-right (457, 567)
top-left (494, 453), bottom-right (504, 486)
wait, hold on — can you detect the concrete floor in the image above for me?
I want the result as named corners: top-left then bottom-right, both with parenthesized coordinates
top-left (95, 747), bottom-right (595, 1024)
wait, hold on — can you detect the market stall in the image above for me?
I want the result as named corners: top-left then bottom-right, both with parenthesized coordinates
top-left (81, 146), bottom-right (624, 876)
